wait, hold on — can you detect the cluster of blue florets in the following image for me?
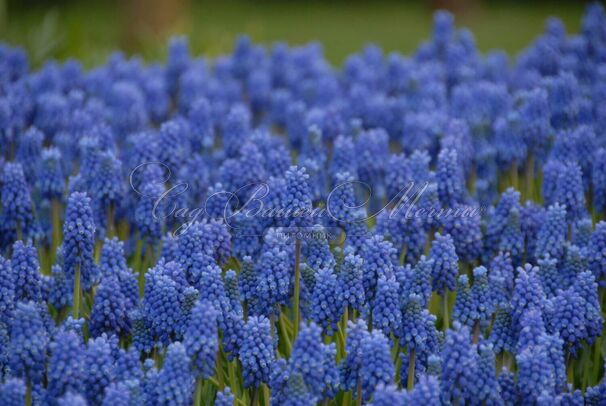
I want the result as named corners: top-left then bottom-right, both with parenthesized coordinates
top-left (2, 3), bottom-right (606, 405)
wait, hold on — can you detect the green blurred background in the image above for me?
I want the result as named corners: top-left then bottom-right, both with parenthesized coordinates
top-left (0, 0), bottom-right (596, 68)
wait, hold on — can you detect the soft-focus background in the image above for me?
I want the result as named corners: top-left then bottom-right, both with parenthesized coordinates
top-left (0, 0), bottom-right (594, 67)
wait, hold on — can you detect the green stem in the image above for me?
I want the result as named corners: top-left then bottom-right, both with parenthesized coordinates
top-left (72, 262), bottom-right (81, 318)
top-left (442, 292), bottom-right (449, 331)
top-left (293, 238), bottom-right (301, 338)
top-left (250, 387), bottom-right (258, 406)
top-left (25, 379), bottom-right (32, 406)
top-left (51, 198), bottom-right (61, 262)
top-left (216, 348), bottom-right (225, 390)
top-left (355, 379), bottom-right (362, 406)
top-left (472, 321), bottom-right (480, 344)
top-left (194, 378), bottom-right (203, 406)
top-left (407, 349), bottom-right (416, 391)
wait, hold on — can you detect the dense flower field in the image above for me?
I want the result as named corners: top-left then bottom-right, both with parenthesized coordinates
top-left (1, 3), bottom-right (606, 405)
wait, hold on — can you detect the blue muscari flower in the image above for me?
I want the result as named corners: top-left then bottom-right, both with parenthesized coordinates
top-left (83, 334), bottom-right (115, 405)
top-left (130, 308), bottom-right (153, 354)
top-left (99, 238), bottom-right (138, 307)
top-left (488, 304), bottom-right (515, 354)
top-left (376, 204), bottom-right (426, 264)
top-left (441, 203), bottom-right (483, 262)
top-left (0, 378), bottom-right (26, 405)
top-left (368, 384), bottom-right (407, 405)
top-left (240, 316), bottom-right (274, 388)
top-left (360, 329), bottom-right (394, 401)
top-left (516, 345), bottom-right (556, 403)
top-left (281, 373), bottom-right (317, 406)
top-left (498, 368), bottom-right (519, 405)
top-left (0, 255), bottom-right (14, 325)
top-left (360, 235), bottom-right (396, 303)
top-left (158, 118), bottom-right (190, 175)
top-left (511, 264), bottom-right (547, 329)
top-left (89, 276), bottom-right (131, 338)
top-left (587, 221), bottom-right (606, 286)
top-left (255, 245), bottom-right (291, 316)
top-left (372, 276), bottom-right (401, 337)
top-left (63, 192), bottom-right (97, 289)
top-left (183, 300), bottom-right (218, 379)
top-left (555, 162), bottom-right (587, 224)
top-left (232, 211), bottom-right (264, 260)
top-left (187, 97), bottom-right (214, 150)
top-left (36, 147), bottom-right (65, 200)
top-left (9, 301), bottom-right (48, 384)
top-left (469, 343), bottom-right (502, 405)
top-left (289, 322), bottom-right (338, 398)
top-left (517, 309), bottom-right (548, 352)
top-left (47, 264), bottom-right (73, 310)
top-left (155, 342), bottom-right (194, 406)
top-left (215, 387), bottom-right (235, 406)
top-left (485, 188), bottom-right (521, 253)
top-left (520, 201), bottom-right (545, 262)
top-left (250, 130), bottom-right (292, 178)
top-left (498, 207), bottom-right (524, 265)
top-left (2, 162), bottom-right (35, 239)
top-left (107, 81), bottom-right (148, 135)
top-left (537, 254), bottom-right (559, 298)
top-left (572, 217), bottom-right (593, 248)
top-left (572, 271), bottom-right (603, 346)
top-left (238, 256), bottom-right (257, 302)
top-left (16, 127), bottom-right (44, 181)
top-left (57, 392), bottom-right (88, 406)
top-left (311, 267), bottom-right (343, 334)
top-left (34, 92), bottom-right (68, 137)
top-left (535, 203), bottom-right (567, 261)
top-left (560, 243), bottom-right (587, 288)
top-left (355, 128), bottom-right (389, 201)
top-left (409, 375), bottom-right (441, 404)
top-left (399, 293), bottom-right (434, 352)
top-left (384, 153), bottom-right (411, 201)
top-left (222, 104), bottom-right (251, 158)
top-left (340, 319), bottom-right (368, 392)
top-left (437, 148), bottom-right (466, 206)
top-left (453, 275), bottom-right (476, 328)
top-left (47, 330), bottom-right (84, 398)
top-left (441, 323), bottom-right (476, 404)
top-left (401, 255), bottom-right (433, 307)
top-left (330, 135), bottom-right (357, 178)
top-left (592, 148), bottom-right (606, 213)
top-left (114, 347), bottom-right (143, 382)
top-left (143, 265), bottom-right (183, 345)
top-left (224, 269), bottom-right (241, 313)
top-left (303, 224), bottom-right (335, 272)
top-left (102, 381), bottom-right (132, 406)
top-left (10, 240), bottom-right (41, 302)
top-left (429, 232), bottom-right (459, 295)
top-left (542, 159), bottom-right (565, 207)
top-left (282, 165), bottom-right (313, 227)
top-left (338, 249), bottom-right (365, 312)
top-left (471, 266), bottom-right (494, 329)
top-left (269, 358), bottom-right (289, 405)
top-left (490, 251), bottom-right (514, 296)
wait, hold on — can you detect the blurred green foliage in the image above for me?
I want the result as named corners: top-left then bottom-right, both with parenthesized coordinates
top-left (0, 0), bottom-right (588, 68)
